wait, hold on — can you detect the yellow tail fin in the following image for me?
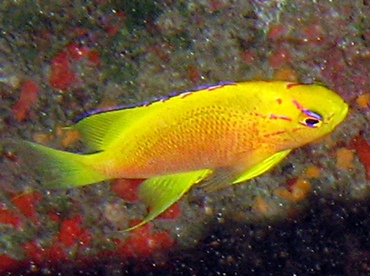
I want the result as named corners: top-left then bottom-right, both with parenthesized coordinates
top-left (1, 140), bottom-right (107, 189)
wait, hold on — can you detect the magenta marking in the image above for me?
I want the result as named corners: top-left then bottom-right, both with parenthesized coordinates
top-left (251, 112), bottom-right (267, 119)
top-left (263, 130), bottom-right (286, 138)
top-left (206, 81), bottom-right (236, 91)
top-left (269, 114), bottom-right (292, 121)
top-left (286, 82), bottom-right (301, 89)
top-left (179, 92), bottom-right (192, 98)
top-left (292, 99), bottom-right (322, 120)
top-left (292, 99), bottom-right (305, 111)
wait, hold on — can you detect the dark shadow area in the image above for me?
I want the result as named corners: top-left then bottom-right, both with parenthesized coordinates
top-left (7, 195), bottom-right (370, 275)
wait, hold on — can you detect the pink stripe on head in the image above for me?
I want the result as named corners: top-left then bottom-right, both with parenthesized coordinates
top-left (292, 99), bottom-right (305, 112)
top-left (269, 114), bottom-right (292, 121)
top-left (286, 82), bottom-right (301, 89)
top-left (292, 99), bottom-right (322, 120)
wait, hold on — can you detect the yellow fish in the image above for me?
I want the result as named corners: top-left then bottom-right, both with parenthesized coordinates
top-left (5, 81), bottom-right (348, 230)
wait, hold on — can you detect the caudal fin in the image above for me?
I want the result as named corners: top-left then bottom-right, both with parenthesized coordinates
top-left (1, 139), bottom-right (107, 189)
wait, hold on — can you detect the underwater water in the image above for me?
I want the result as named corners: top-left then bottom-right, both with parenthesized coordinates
top-left (0, 0), bottom-right (369, 274)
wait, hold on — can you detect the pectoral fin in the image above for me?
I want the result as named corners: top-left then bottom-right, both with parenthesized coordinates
top-left (125, 169), bottom-right (212, 231)
top-left (200, 149), bottom-right (292, 192)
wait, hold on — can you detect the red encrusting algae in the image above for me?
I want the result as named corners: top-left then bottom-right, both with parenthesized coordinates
top-left (86, 49), bottom-right (101, 65)
top-left (12, 80), bottom-right (40, 122)
top-left (11, 192), bottom-right (42, 225)
top-left (240, 50), bottom-right (256, 66)
top-left (267, 24), bottom-right (287, 40)
top-left (48, 50), bottom-right (76, 91)
top-left (101, 10), bottom-right (126, 36)
top-left (157, 202), bottom-right (181, 220)
top-left (0, 1), bottom-right (368, 274)
top-left (58, 215), bottom-right (83, 247)
top-left (0, 205), bottom-right (22, 228)
top-left (300, 23), bottom-right (325, 45)
top-left (67, 43), bottom-right (89, 61)
top-left (21, 241), bottom-right (47, 263)
top-left (58, 214), bottom-right (91, 248)
top-left (268, 47), bottom-right (291, 68)
top-left (23, 240), bottom-right (67, 264)
top-left (0, 255), bottom-right (18, 274)
top-left (186, 65), bottom-right (201, 83)
top-left (110, 179), bottom-right (144, 203)
top-left (48, 45), bottom-right (101, 91)
top-left (43, 243), bottom-right (68, 262)
top-left (111, 179), bottom-right (181, 219)
top-left (349, 135), bottom-right (370, 180)
top-left (115, 220), bottom-right (175, 258)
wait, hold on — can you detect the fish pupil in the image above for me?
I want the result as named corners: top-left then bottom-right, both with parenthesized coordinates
top-left (304, 118), bottom-right (320, 127)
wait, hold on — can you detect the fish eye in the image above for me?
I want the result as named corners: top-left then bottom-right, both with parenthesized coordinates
top-left (299, 110), bottom-right (323, 128)
top-left (302, 117), bottom-right (321, 127)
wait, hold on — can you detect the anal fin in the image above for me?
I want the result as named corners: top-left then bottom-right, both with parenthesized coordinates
top-left (125, 169), bottom-right (212, 231)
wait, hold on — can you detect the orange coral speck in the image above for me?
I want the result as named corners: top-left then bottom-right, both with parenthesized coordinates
top-left (252, 196), bottom-right (268, 214)
top-left (336, 147), bottom-right (354, 170)
top-left (275, 178), bottom-right (311, 202)
top-left (273, 67), bottom-right (298, 82)
top-left (97, 98), bottom-right (117, 109)
top-left (32, 132), bottom-right (52, 144)
top-left (304, 165), bottom-right (321, 178)
top-left (61, 129), bottom-right (81, 148)
top-left (274, 67), bottom-right (298, 82)
top-left (356, 93), bottom-right (370, 109)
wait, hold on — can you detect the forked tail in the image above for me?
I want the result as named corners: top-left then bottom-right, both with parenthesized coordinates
top-left (1, 139), bottom-right (107, 189)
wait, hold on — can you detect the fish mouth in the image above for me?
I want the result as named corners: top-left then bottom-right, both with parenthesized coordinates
top-left (330, 100), bottom-right (349, 127)
top-left (338, 101), bottom-right (349, 123)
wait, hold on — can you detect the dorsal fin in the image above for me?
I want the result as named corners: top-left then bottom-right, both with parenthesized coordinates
top-left (69, 106), bottom-right (155, 151)
top-left (69, 81), bottom-right (237, 152)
